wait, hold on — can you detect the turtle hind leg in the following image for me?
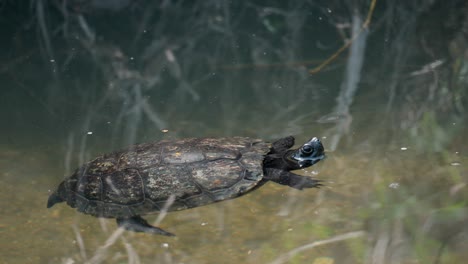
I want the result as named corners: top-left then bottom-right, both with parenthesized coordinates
top-left (117, 216), bottom-right (175, 236)
top-left (47, 191), bottom-right (64, 208)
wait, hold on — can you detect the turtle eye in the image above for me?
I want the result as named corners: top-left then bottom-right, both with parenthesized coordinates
top-left (301, 145), bottom-right (313, 154)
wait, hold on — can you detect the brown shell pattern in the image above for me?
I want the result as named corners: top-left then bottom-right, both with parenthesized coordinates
top-left (61, 137), bottom-right (271, 217)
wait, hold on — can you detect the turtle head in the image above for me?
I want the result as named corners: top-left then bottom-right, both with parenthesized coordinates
top-left (285, 137), bottom-right (325, 169)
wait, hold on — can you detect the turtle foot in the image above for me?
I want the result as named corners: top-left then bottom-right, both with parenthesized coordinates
top-left (289, 175), bottom-right (322, 190)
top-left (265, 169), bottom-right (322, 190)
top-left (117, 216), bottom-right (175, 236)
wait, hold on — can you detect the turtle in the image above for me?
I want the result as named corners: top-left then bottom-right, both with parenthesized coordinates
top-left (47, 136), bottom-right (325, 236)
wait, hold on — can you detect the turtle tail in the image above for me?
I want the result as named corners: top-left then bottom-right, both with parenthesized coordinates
top-left (47, 189), bottom-right (64, 208)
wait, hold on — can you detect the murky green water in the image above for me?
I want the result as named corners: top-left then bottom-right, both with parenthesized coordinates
top-left (1, 1), bottom-right (467, 264)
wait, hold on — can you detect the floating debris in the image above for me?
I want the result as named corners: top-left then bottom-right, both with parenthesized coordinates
top-left (317, 113), bottom-right (346, 123)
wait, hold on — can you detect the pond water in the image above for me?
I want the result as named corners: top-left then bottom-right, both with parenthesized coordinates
top-left (1, 1), bottom-right (467, 264)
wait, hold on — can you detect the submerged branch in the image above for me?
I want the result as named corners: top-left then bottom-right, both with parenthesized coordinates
top-left (269, 231), bottom-right (367, 264)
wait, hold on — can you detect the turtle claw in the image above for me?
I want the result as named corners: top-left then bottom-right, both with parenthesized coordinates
top-left (264, 169), bottom-right (322, 190)
top-left (117, 216), bottom-right (175, 236)
top-left (291, 176), bottom-right (322, 190)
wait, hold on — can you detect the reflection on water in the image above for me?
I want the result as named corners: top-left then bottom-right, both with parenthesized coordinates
top-left (1, 1), bottom-right (468, 263)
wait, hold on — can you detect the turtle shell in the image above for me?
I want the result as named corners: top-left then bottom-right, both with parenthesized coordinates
top-left (56, 137), bottom-right (271, 218)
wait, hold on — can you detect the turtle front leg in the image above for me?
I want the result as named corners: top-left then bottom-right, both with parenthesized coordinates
top-left (271, 136), bottom-right (295, 153)
top-left (116, 216), bottom-right (175, 236)
top-left (264, 169), bottom-right (322, 190)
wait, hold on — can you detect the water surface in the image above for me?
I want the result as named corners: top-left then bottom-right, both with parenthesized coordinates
top-left (1, 1), bottom-right (467, 263)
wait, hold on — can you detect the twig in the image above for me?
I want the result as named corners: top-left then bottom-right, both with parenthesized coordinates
top-left (153, 194), bottom-right (176, 227)
top-left (309, 0), bottom-right (377, 74)
top-left (72, 224), bottom-right (88, 261)
top-left (86, 227), bottom-right (126, 264)
top-left (269, 230), bottom-right (366, 264)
